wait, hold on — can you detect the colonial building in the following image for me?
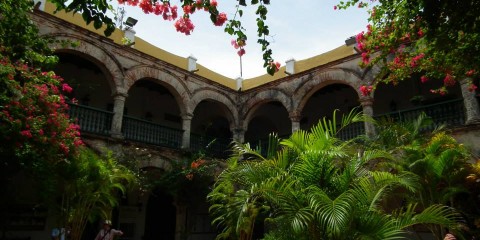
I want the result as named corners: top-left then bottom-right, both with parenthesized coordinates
top-left (5, 1), bottom-right (480, 240)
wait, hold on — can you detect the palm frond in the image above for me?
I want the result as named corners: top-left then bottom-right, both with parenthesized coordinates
top-left (394, 204), bottom-right (460, 230)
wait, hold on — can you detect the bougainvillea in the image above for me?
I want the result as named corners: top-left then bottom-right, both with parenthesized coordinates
top-left (336, 0), bottom-right (480, 96)
top-left (48, 0), bottom-right (279, 75)
top-left (0, 0), bottom-right (82, 168)
top-left (0, 50), bottom-right (82, 166)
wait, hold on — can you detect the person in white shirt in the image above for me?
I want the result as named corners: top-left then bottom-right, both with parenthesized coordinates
top-left (94, 220), bottom-right (123, 240)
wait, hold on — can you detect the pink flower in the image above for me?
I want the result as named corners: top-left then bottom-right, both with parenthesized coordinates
top-left (420, 76), bottom-right (429, 83)
top-left (231, 39), bottom-right (239, 49)
top-left (355, 31), bottom-right (365, 43)
top-left (174, 17), bottom-right (195, 35)
top-left (214, 12), bottom-right (227, 26)
top-left (466, 69), bottom-right (475, 77)
top-left (361, 52), bottom-right (370, 65)
top-left (62, 83), bottom-right (73, 93)
top-left (20, 130), bottom-right (32, 138)
top-left (183, 5), bottom-right (191, 14)
top-left (333, 5), bottom-right (337, 10)
top-left (417, 29), bottom-right (424, 37)
top-left (139, 0), bottom-right (153, 13)
top-left (360, 85), bottom-right (373, 96)
top-left (210, 0), bottom-right (217, 7)
top-left (59, 143), bottom-right (69, 155)
top-left (237, 48), bottom-right (246, 57)
top-left (468, 84), bottom-right (478, 92)
top-left (443, 74), bottom-right (455, 87)
top-left (269, 61), bottom-right (281, 72)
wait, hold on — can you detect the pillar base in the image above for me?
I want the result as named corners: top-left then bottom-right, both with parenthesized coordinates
top-left (110, 131), bottom-right (124, 140)
top-left (466, 118), bottom-right (480, 125)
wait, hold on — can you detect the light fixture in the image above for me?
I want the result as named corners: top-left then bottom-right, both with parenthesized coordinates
top-left (345, 36), bottom-right (356, 46)
top-left (125, 17), bottom-right (138, 28)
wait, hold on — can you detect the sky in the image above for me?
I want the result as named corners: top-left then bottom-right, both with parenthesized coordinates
top-left (113, 1), bottom-right (370, 79)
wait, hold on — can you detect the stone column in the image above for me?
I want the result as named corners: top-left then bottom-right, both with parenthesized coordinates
top-left (359, 96), bottom-right (376, 138)
top-left (232, 127), bottom-right (246, 143)
top-left (181, 113), bottom-right (193, 149)
top-left (460, 78), bottom-right (480, 124)
top-left (289, 111), bottom-right (301, 133)
top-left (174, 203), bottom-right (187, 240)
top-left (110, 91), bottom-right (128, 139)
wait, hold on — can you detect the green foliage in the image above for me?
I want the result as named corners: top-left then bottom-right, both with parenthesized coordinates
top-left (367, 114), bottom-right (475, 238)
top-left (0, 3), bottom-right (137, 240)
top-left (48, 0), bottom-right (116, 36)
top-left (209, 110), bottom-right (462, 240)
top-left (0, 0), bottom-right (57, 67)
top-left (55, 147), bottom-right (137, 240)
top-left (337, 0), bottom-right (480, 91)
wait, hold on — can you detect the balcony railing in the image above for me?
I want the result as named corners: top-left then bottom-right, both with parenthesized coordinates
top-left (374, 99), bottom-right (465, 130)
top-left (122, 116), bottom-right (183, 148)
top-left (68, 104), bottom-right (113, 136)
top-left (190, 134), bottom-right (233, 158)
top-left (337, 121), bottom-right (365, 140)
top-left (69, 99), bottom-right (466, 153)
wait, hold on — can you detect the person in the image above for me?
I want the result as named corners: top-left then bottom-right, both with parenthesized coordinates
top-left (94, 220), bottom-right (123, 240)
top-left (444, 233), bottom-right (456, 240)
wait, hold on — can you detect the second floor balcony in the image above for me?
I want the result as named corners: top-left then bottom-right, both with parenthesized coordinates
top-left (68, 98), bottom-right (469, 158)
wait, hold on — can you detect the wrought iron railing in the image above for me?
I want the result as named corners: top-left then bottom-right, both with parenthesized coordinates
top-left (68, 104), bottom-right (113, 136)
top-left (190, 134), bottom-right (233, 158)
top-left (122, 116), bottom-right (183, 148)
top-left (337, 121), bottom-right (365, 140)
top-left (69, 99), bottom-right (466, 152)
top-left (374, 99), bottom-right (465, 130)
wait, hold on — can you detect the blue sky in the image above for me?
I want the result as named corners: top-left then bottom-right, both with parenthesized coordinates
top-left (114, 1), bottom-right (370, 79)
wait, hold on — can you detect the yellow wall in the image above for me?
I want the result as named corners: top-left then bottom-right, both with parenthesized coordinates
top-left (242, 45), bottom-right (356, 90)
top-left (42, 2), bottom-right (355, 90)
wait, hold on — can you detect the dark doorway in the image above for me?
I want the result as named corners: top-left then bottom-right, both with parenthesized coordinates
top-left (143, 188), bottom-right (176, 240)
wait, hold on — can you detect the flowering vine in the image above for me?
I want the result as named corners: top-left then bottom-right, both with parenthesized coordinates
top-left (50, 0), bottom-right (280, 75)
top-left (0, 50), bottom-right (82, 165)
top-left (336, 0), bottom-right (480, 95)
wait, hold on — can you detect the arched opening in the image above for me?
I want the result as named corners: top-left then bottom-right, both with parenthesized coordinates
top-left (123, 79), bottom-right (183, 148)
top-left (245, 101), bottom-right (291, 148)
top-left (191, 100), bottom-right (233, 158)
top-left (301, 83), bottom-right (362, 139)
top-left (374, 76), bottom-right (464, 127)
top-left (53, 52), bottom-right (114, 135)
top-left (144, 187), bottom-right (176, 240)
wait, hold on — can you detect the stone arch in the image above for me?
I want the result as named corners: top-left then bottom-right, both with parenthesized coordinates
top-left (125, 65), bottom-right (190, 116)
top-left (190, 88), bottom-right (238, 128)
top-left (46, 33), bottom-right (124, 94)
top-left (294, 68), bottom-right (363, 113)
top-left (242, 89), bottom-right (292, 130)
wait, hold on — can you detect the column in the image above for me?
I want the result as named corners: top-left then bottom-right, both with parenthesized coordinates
top-left (181, 113), bottom-right (193, 149)
top-left (359, 96), bottom-right (376, 138)
top-left (460, 78), bottom-right (480, 124)
top-left (232, 127), bottom-right (246, 144)
top-left (289, 111), bottom-right (301, 133)
top-left (174, 203), bottom-right (187, 240)
top-left (110, 91), bottom-right (128, 139)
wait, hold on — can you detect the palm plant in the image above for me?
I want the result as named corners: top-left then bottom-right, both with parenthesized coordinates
top-left (370, 113), bottom-right (472, 239)
top-left (209, 110), bottom-right (459, 240)
top-left (55, 148), bottom-right (137, 240)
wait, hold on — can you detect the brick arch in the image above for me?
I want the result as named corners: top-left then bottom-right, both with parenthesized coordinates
top-left (190, 88), bottom-right (238, 128)
top-left (125, 65), bottom-right (190, 115)
top-left (241, 89), bottom-right (292, 130)
top-left (47, 33), bottom-right (124, 94)
top-left (294, 68), bottom-right (364, 113)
